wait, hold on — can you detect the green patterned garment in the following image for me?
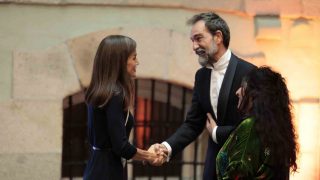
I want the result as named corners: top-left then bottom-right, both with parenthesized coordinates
top-left (216, 118), bottom-right (274, 180)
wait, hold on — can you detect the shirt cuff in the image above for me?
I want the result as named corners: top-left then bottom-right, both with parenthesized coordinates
top-left (212, 126), bottom-right (218, 144)
top-left (161, 141), bottom-right (172, 162)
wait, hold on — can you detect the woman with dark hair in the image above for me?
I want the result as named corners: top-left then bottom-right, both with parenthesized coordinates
top-left (206, 66), bottom-right (298, 179)
top-left (83, 35), bottom-right (163, 180)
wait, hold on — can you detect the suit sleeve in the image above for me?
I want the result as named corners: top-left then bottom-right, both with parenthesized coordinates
top-left (166, 70), bottom-right (206, 157)
top-left (216, 126), bottom-right (236, 144)
top-left (104, 95), bottom-right (137, 160)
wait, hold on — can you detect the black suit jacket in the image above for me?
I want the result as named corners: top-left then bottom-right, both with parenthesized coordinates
top-left (166, 53), bottom-right (256, 180)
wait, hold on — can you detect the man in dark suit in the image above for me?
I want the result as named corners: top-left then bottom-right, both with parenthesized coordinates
top-left (149, 12), bottom-right (256, 180)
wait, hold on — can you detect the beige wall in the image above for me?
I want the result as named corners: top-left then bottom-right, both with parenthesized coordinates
top-left (0, 1), bottom-right (319, 179)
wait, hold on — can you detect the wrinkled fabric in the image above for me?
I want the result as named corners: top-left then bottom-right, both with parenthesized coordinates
top-left (216, 118), bottom-right (274, 180)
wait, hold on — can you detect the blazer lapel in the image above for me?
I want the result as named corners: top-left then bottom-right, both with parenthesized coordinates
top-left (202, 68), bottom-right (217, 120)
top-left (217, 54), bottom-right (238, 122)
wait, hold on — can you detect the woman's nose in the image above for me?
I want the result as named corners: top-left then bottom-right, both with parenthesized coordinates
top-left (235, 88), bottom-right (241, 96)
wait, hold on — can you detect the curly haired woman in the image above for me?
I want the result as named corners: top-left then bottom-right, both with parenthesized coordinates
top-left (206, 66), bottom-right (298, 179)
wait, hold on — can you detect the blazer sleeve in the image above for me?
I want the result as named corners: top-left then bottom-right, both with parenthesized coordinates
top-left (166, 70), bottom-right (207, 157)
top-left (216, 126), bottom-right (236, 144)
top-left (104, 95), bottom-right (137, 160)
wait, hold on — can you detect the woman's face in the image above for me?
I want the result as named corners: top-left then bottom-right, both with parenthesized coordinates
top-left (127, 51), bottom-right (139, 78)
top-left (236, 86), bottom-right (244, 109)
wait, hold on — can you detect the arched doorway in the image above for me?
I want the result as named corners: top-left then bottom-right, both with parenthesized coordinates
top-left (61, 78), bottom-right (205, 179)
top-left (61, 90), bottom-right (88, 179)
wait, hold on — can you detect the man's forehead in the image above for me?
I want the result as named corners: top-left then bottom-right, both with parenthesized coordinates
top-left (190, 22), bottom-right (209, 38)
top-left (190, 27), bottom-right (209, 38)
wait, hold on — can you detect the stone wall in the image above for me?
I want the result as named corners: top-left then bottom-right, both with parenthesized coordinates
top-left (1, 0), bottom-right (320, 17)
top-left (0, 1), bottom-right (319, 179)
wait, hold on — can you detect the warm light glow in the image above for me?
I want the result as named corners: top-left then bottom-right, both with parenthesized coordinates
top-left (135, 97), bottom-right (151, 149)
top-left (290, 102), bottom-right (320, 180)
top-left (255, 17), bottom-right (320, 180)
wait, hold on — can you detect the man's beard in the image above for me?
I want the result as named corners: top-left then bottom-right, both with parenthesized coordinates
top-left (198, 56), bottom-right (209, 67)
top-left (196, 43), bottom-right (218, 67)
top-left (196, 48), bottom-right (209, 66)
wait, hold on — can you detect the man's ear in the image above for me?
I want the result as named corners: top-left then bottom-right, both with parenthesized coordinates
top-left (214, 30), bottom-right (223, 44)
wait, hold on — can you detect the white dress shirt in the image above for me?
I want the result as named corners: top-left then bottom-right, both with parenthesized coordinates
top-left (163, 49), bottom-right (231, 161)
top-left (206, 49), bottom-right (231, 143)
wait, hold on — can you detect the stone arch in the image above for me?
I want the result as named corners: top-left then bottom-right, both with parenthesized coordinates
top-left (66, 27), bottom-right (199, 88)
top-left (13, 26), bottom-right (200, 101)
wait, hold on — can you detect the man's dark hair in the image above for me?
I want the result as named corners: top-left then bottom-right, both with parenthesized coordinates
top-left (187, 12), bottom-right (230, 48)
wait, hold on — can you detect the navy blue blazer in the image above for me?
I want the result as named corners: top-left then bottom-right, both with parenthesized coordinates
top-left (84, 95), bottom-right (137, 180)
top-left (166, 53), bottom-right (256, 180)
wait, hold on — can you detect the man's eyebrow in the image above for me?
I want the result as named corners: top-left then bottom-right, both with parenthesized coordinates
top-left (191, 33), bottom-right (203, 40)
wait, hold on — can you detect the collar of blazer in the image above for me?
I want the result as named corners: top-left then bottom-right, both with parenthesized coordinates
top-left (217, 53), bottom-right (238, 123)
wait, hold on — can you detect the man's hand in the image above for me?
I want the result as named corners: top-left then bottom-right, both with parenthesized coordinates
top-left (147, 143), bottom-right (168, 166)
top-left (206, 113), bottom-right (217, 135)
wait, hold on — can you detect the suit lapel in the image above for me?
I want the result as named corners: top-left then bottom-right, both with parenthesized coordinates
top-left (202, 68), bottom-right (217, 120)
top-left (217, 54), bottom-right (238, 122)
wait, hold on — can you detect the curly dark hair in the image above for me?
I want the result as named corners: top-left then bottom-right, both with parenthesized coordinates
top-left (239, 66), bottom-right (298, 174)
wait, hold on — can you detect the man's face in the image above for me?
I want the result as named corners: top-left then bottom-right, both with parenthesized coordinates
top-left (190, 20), bottom-right (218, 66)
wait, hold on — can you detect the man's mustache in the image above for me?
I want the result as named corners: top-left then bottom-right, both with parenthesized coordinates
top-left (195, 48), bottom-right (206, 56)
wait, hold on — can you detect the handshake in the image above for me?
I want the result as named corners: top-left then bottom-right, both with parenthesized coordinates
top-left (144, 143), bottom-right (169, 166)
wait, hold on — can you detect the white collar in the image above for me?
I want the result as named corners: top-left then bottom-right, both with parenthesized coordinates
top-left (206, 49), bottom-right (231, 70)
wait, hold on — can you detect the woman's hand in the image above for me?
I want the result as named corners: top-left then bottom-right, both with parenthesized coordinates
top-left (146, 144), bottom-right (167, 166)
top-left (206, 113), bottom-right (217, 135)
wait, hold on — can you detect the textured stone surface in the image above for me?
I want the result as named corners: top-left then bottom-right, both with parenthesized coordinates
top-left (2, 0), bottom-right (244, 12)
top-left (167, 29), bottom-right (199, 86)
top-left (0, 100), bottom-right (62, 153)
top-left (245, 0), bottom-right (301, 16)
top-left (66, 28), bottom-right (122, 87)
top-left (302, 0), bottom-right (320, 17)
top-left (0, 53), bottom-right (11, 101)
top-left (256, 18), bottom-right (320, 100)
top-left (13, 44), bottom-right (81, 100)
top-left (0, 2), bottom-right (319, 180)
top-left (122, 27), bottom-right (198, 87)
top-left (4, 0), bottom-right (320, 17)
top-left (245, 0), bottom-right (320, 17)
top-left (0, 153), bottom-right (61, 180)
top-left (67, 27), bottom-right (198, 87)
top-left (254, 15), bottom-right (282, 40)
top-left (227, 14), bottom-right (266, 66)
top-left (3, 0), bottom-right (320, 17)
